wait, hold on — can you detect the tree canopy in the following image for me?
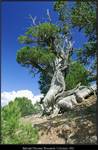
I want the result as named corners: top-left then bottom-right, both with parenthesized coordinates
top-left (16, 1), bottom-right (96, 96)
top-left (54, 1), bottom-right (96, 82)
top-left (17, 23), bottom-right (60, 77)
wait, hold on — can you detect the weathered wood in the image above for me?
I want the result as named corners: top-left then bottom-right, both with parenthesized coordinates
top-left (75, 84), bottom-right (96, 102)
top-left (42, 57), bottom-right (67, 114)
top-left (41, 34), bottom-right (74, 115)
top-left (57, 95), bottom-right (77, 110)
top-left (42, 33), bottom-right (96, 115)
top-left (52, 84), bottom-right (97, 113)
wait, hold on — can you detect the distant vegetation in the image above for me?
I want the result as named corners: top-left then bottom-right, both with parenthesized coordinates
top-left (14, 97), bottom-right (42, 116)
top-left (1, 97), bottom-right (41, 144)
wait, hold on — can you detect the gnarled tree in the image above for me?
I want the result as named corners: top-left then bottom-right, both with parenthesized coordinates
top-left (16, 10), bottom-right (74, 114)
top-left (16, 8), bottom-right (90, 115)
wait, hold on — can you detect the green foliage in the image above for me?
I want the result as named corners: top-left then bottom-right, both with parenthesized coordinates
top-left (71, 2), bottom-right (96, 79)
top-left (1, 100), bottom-right (39, 144)
top-left (17, 46), bottom-right (55, 68)
top-left (2, 101), bottom-right (21, 132)
top-left (54, 1), bottom-right (96, 81)
top-left (26, 23), bottom-right (59, 38)
top-left (14, 97), bottom-right (40, 116)
top-left (71, 2), bottom-right (96, 37)
top-left (54, 1), bottom-right (96, 37)
top-left (54, 0), bottom-right (67, 21)
top-left (39, 62), bottom-right (89, 94)
top-left (17, 1), bottom-right (96, 97)
top-left (33, 101), bottom-right (43, 113)
top-left (38, 72), bottom-right (52, 94)
top-left (65, 62), bottom-right (89, 90)
top-left (18, 36), bottom-right (33, 44)
top-left (11, 97), bottom-right (42, 117)
top-left (17, 22), bottom-right (59, 76)
top-left (54, 0), bottom-right (65, 12)
top-left (19, 23), bottom-right (59, 47)
top-left (76, 41), bottom-right (96, 67)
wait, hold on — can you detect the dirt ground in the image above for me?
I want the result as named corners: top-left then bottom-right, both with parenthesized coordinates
top-left (21, 95), bottom-right (97, 144)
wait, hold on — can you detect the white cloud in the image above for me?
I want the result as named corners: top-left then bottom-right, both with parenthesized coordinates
top-left (1, 90), bottom-right (43, 107)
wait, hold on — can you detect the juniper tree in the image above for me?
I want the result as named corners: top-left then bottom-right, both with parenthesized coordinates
top-left (16, 6), bottom-right (90, 115)
top-left (38, 1), bottom-right (96, 95)
top-left (54, 0), bottom-right (97, 82)
top-left (16, 8), bottom-right (75, 112)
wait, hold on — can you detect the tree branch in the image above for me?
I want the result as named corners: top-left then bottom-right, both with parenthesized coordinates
top-left (29, 14), bottom-right (37, 26)
top-left (54, 34), bottom-right (73, 60)
top-left (46, 9), bottom-right (51, 22)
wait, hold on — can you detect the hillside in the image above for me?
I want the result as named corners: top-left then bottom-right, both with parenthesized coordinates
top-left (21, 95), bottom-right (97, 144)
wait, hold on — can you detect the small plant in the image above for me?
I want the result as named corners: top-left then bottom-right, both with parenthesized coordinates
top-left (1, 100), bottom-right (39, 144)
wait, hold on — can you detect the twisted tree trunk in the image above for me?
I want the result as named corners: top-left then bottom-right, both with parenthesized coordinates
top-left (42, 58), bottom-right (68, 114)
top-left (42, 35), bottom-right (73, 115)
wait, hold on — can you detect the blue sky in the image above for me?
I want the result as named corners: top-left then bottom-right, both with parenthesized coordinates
top-left (1, 1), bottom-right (88, 95)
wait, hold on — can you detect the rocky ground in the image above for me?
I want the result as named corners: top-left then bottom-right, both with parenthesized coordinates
top-left (21, 95), bottom-right (97, 144)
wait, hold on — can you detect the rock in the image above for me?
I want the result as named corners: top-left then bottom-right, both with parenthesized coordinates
top-left (90, 136), bottom-right (97, 144)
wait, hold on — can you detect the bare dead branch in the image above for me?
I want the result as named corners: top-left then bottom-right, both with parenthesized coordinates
top-left (29, 14), bottom-right (37, 26)
top-left (46, 9), bottom-right (51, 22)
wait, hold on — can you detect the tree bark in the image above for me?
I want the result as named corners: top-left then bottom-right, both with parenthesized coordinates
top-left (42, 57), bottom-right (67, 114)
top-left (42, 34), bottom-right (74, 115)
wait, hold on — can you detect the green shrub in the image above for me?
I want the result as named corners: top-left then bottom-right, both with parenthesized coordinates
top-left (1, 101), bottom-right (21, 134)
top-left (14, 97), bottom-right (42, 116)
top-left (65, 62), bottom-right (89, 90)
top-left (14, 97), bottom-right (35, 116)
top-left (33, 101), bottom-right (43, 114)
top-left (1, 100), bottom-right (39, 144)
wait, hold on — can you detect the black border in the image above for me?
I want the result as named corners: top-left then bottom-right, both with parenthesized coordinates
top-left (96, 0), bottom-right (98, 145)
top-left (0, 0), bottom-right (98, 149)
top-left (0, 144), bottom-right (98, 150)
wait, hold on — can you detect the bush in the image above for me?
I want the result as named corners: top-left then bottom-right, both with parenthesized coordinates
top-left (1, 101), bottom-right (21, 135)
top-left (33, 101), bottom-right (43, 114)
top-left (1, 100), bottom-right (39, 144)
top-left (65, 62), bottom-right (89, 90)
top-left (14, 97), bottom-right (42, 116)
top-left (14, 97), bottom-right (35, 116)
